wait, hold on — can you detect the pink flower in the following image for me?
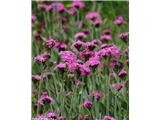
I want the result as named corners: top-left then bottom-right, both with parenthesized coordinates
top-left (82, 100), bottom-right (93, 109)
top-left (46, 39), bottom-right (55, 48)
top-left (98, 48), bottom-right (110, 58)
top-left (36, 115), bottom-right (45, 120)
top-left (59, 51), bottom-right (77, 63)
top-left (58, 116), bottom-right (66, 120)
top-left (101, 35), bottom-right (112, 41)
top-left (35, 55), bottom-right (45, 62)
top-left (68, 7), bottom-right (78, 15)
top-left (114, 16), bottom-right (126, 25)
top-left (79, 49), bottom-right (95, 59)
top-left (32, 14), bottom-right (37, 22)
top-left (85, 55), bottom-right (100, 68)
top-left (119, 32), bottom-right (129, 41)
top-left (71, 0), bottom-right (85, 9)
top-left (90, 91), bottom-right (104, 100)
top-left (32, 74), bottom-right (42, 82)
top-left (85, 41), bottom-right (96, 50)
top-left (45, 4), bottom-right (53, 11)
top-left (112, 83), bottom-right (123, 90)
top-left (71, 40), bottom-right (85, 51)
top-left (109, 44), bottom-right (121, 58)
top-left (38, 92), bottom-right (54, 105)
top-left (81, 29), bottom-right (90, 35)
top-left (118, 69), bottom-right (127, 77)
top-left (103, 29), bottom-right (112, 35)
top-left (86, 11), bottom-right (101, 21)
top-left (56, 63), bottom-right (66, 70)
top-left (74, 32), bottom-right (86, 40)
top-left (79, 64), bottom-right (92, 76)
top-left (47, 110), bottom-right (57, 119)
top-left (103, 116), bottom-right (116, 120)
top-left (92, 20), bottom-right (102, 27)
top-left (52, 2), bottom-right (66, 13)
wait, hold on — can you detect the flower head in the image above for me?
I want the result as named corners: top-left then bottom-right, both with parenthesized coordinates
top-left (119, 32), bottom-right (129, 41)
top-left (32, 74), bottom-right (42, 82)
top-left (103, 29), bottom-right (112, 35)
top-left (46, 111), bottom-right (57, 119)
top-left (101, 35), bottom-right (112, 41)
top-left (32, 14), bottom-right (37, 23)
top-left (46, 39), bottom-right (55, 48)
top-left (114, 16), bottom-right (126, 25)
top-left (103, 116), bottom-right (116, 120)
top-left (52, 2), bottom-right (66, 13)
top-left (86, 11), bottom-right (101, 21)
top-left (36, 115), bottom-right (46, 120)
top-left (74, 32), bottom-right (86, 40)
top-left (112, 83), bottom-right (123, 90)
top-left (71, 0), bottom-right (85, 9)
top-left (118, 68), bottom-right (127, 77)
top-left (82, 100), bottom-right (93, 109)
top-left (58, 116), bottom-right (66, 120)
top-left (90, 91), bottom-right (104, 100)
top-left (38, 92), bottom-right (54, 105)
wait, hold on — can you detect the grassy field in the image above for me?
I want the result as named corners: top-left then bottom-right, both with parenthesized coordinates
top-left (32, 1), bottom-right (129, 120)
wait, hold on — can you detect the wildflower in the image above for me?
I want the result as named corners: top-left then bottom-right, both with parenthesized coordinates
top-left (103, 29), bottom-right (112, 35)
top-left (85, 55), bottom-right (100, 68)
top-left (118, 68), bottom-right (127, 77)
top-left (38, 92), bottom-right (54, 105)
top-left (74, 32), bottom-right (86, 40)
top-left (52, 2), bottom-right (66, 13)
top-left (86, 11), bottom-right (101, 21)
top-left (71, 0), bottom-right (85, 9)
top-left (90, 91), bottom-right (104, 100)
top-left (68, 61), bottom-right (78, 72)
top-left (92, 20), bottom-right (102, 27)
top-left (71, 40), bottom-right (85, 51)
top-left (32, 74), bottom-right (42, 82)
top-left (119, 32), bottom-right (129, 41)
top-left (59, 51), bottom-right (77, 63)
top-left (79, 49), bottom-right (94, 59)
top-left (45, 4), bottom-right (53, 11)
top-left (46, 39), bottom-right (55, 48)
top-left (32, 14), bottom-right (37, 23)
top-left (35, 55), bottom-right (45, 63)
top-left (85, 41), bottom-right (96, 50)
top-left (82, 100), bottom-right (93, 109)
top-left (47, 110), bottom-right (57, 119)
top-left (58, 43), bottom-right (67, 51)
top-left (36, 115), bottom-right (46, 120)
top-left (98, 47), bottom-right (110, 58)
top-left (109, 59), bottom-right (118, 69)
top-left (112, 83), bottom-right (123, 90)
top-left (68, 7), bottom-right (78, 15)
top-left (114, 16), bottom-right (126, 25)
top-left (58, 116), bottom-right (66, 120)
top-left (79, 64), bottom-right (92, 76)
top-left (109, 44), bottom-right (121, 58)
top-left (103, 116), bottom-right (116, 120)
top-left (81, 29), bottom-right (90, 35)
top-left (101, 35), bottom-right (112, 41)
top-left (56, 63), bottom-right (66, 70)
